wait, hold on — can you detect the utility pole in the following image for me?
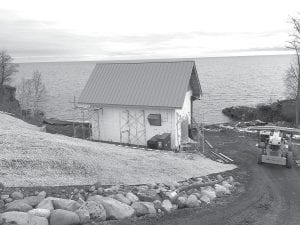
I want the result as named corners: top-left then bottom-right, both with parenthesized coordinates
top-left (72, 96), bottom-right (76, 137)
top-left (202, 109), bottom-right (205, 153)
top-left (82, 110), bottom-right (85, 139)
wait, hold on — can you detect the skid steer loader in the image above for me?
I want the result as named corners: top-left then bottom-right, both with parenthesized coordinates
top-left (249, 126), bottom-right (300, 168)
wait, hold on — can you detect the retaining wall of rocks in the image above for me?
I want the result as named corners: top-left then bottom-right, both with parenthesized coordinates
top-left (0, 174), bottom-right (240, 225)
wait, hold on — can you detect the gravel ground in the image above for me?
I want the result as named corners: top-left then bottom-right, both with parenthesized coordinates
top-left (115, 129), bottom-right (300, 225)
top-left (0, 112), bottom-right (236, 187)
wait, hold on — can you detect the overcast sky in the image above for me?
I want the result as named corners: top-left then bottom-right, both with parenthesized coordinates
top-left (0, 0), bottom-right (299, 62)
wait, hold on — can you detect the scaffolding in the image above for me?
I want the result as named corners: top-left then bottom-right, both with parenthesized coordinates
top-left (70, 96), bottom-right (101, 139)
top-left (120, 109), bottom-right (147, 146)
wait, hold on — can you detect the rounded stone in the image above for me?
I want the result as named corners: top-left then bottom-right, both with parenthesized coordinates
top-left (126, 192), bottom-right (139, 203)
top-left (23, 196), bottom-right (42, 207)
top-left (38, 191), bottom-right (47, 199)
top-left (131, 201), bottom-right (156, 216)
top-left (50, 209), bottom-right (80, 225)
top-left (186, 195), bottom-right (200, 208)
top-left (0, 200), bottom-right (5, 209)
top-left (4, 198), bottom-right (13, 203)
top-left (176, 196), bottom-right (187, 208)
top-left (75, 208), bottom-right (90, 224)
top-left (1, 195), bottom-right (9, 200)
top-left (82, 200), bottom-right (106, 221)
top-left (114, 193), bottom-right (131, 205)
top-left (28, 208), bottom-right (51, 218)
top-left (97, 187), bottom-right (104, 195)
top-left (153, 200), bottom-right (162, 210)
top-left (0, 211), bottom-right (48, 225)
top-left (5, 200), bottom-right (33, 212)
top-left (11, 191), bottom-right (24, 200)
top-left (89, 186), bottom-right (96, 192)
top-left (161, 199), bottom-right (172, 212)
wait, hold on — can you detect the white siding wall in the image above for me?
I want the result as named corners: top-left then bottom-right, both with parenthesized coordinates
top-left (89, 87), bottom-right (192, 149)
top-left (90, 106), bottom-right (178, 148)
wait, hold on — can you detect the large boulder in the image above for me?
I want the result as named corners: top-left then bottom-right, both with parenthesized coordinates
top-left (153, 200), bottom-right (162, 210)
top-left (0, 211), bottom-right (48, 225)
top-left (221, 181), bottom-right (234, 190)
top-left (36, 198), bottom-right (55, 211)
top-left (80, 200), bottom-right (106, 221)
top-left (114, 193), bottom-right (131, 205)
top-left (52, 198), bottom-right (81, 212)
top-left (38, 191), bottom-right (47, 199)
top-left (125, 192), bottom-right (139, 203)
top-left (22, 196), bottom-right (43, 207)
top-left (164, 181), bottom-right (180, 190)
top-left (201, 188), bottom-right (217, 201)
top-left (11, 191), bottom-right (24, 200)
top-left (75, 208), bottom-right (90, 224)
top-left (164, 191), bottom-right (178, 203)
top-left (4, 198), bottom-right (13, 203)
top-left (136, 189), bottom-right (162, 202)
top-left (131, 202), bottom-right (156, 216)
top-left (200, 195), bottom-right (211, 204)
top-left (186, 195), bottom-right (200, 208)
top-left (88, 195), bottom-right (134, 220)
top-left (50, 209), bottom-right (80, 225)
top-left (214, 184), bottom-right (230, 197)
top-left (0, 200), bottom-right (4, 209)
top-left (5, 200), bottom-right (33, 212)
top-left (1, 195), bottom-right (9, 200)
top-left (161, 199), bottom-right (172, 213)
top-left (28, 208), bottom-right (51, 219)
top-left (176, 196), bottom-right (187, 208)
top-left (29, 213), bottom-right (49, 225)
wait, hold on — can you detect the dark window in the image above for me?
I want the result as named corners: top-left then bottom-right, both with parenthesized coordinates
top-left (148, 114), bottom-right (161, 126)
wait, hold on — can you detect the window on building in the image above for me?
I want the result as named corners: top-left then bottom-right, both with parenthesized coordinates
top-left (148, 114), bottom-right (161, 126)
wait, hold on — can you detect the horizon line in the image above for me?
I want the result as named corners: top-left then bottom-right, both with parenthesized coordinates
top-left (14, 52), bottom-right (295, 64)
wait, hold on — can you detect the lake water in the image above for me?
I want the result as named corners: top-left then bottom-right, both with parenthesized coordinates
top-left (12, 55), bottom-right (293, 124)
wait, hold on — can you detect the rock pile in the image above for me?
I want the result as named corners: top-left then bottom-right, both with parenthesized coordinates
top-left (0, 175), bottom-right (239, 225)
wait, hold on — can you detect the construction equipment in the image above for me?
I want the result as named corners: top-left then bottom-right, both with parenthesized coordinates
top-left (249, 126), bottom-right (300, 168)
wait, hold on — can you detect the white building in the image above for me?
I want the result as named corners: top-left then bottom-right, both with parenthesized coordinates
top-left (78, 59), bottom-right (201, 149)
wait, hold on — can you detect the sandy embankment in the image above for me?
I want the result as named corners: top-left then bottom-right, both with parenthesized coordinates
top-left (0, 112), bottom-right (236, 187)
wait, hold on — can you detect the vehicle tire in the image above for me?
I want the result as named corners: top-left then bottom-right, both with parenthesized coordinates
top-left (257, 149), bottom-right (263, 164)
top-left (286, 152), bottom-right (293, 168)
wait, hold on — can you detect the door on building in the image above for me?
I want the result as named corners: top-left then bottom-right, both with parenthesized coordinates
top-left (120, 109), bottom-right (146, 146)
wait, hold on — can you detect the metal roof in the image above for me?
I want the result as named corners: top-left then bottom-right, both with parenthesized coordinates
top-left (78, 59), bottom-right (201, 108)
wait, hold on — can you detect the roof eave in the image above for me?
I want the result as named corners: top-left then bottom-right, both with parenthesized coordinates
top-left (77, 102), bottom-right (182, 110)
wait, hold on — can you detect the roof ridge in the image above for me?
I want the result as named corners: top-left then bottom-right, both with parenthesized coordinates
top-left (95, 59), bottom-right (196, 65)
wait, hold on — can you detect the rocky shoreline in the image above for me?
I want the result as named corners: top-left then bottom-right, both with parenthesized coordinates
top-left (204, 119), bottom-right (295, 134)
top-left (0, 173), bottom-right (240, 225)
top-left (222, 99), bottom-right (296, 126)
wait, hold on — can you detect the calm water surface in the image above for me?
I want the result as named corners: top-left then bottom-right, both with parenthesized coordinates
top-left (13, 55), bottom-right (293, 124)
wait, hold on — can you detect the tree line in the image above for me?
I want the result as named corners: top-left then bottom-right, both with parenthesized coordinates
top-left (285, 14), bottom-right (300, 127)
top-left (0, 50), bottom-right (47, 116)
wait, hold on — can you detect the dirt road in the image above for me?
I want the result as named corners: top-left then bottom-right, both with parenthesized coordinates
top-left (109, 131), bottom-right (300, 225)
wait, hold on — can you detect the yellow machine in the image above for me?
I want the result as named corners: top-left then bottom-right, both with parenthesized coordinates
top-left (249, 126), bottom-right (300, 168)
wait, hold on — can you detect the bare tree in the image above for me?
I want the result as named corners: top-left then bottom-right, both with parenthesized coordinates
top-left (0, 50), bottom-right (18, 86)
top-left (17, 71), bottom-right (46, 114)
top-left (285, 15), bottom-right (300, 127)
top-left (17, 78), bottom-right (33, 110)
top-left (31, 71), bottom-right (46, 112)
